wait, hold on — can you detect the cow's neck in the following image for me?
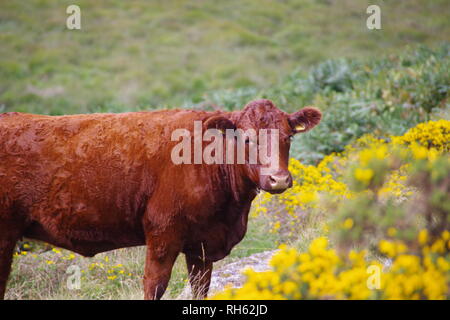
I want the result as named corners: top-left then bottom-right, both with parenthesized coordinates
top-left (219, 163), bottom-right (258, 203)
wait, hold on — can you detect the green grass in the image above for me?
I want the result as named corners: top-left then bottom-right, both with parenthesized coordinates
top-left (1, 0), bottom-right (449, 114)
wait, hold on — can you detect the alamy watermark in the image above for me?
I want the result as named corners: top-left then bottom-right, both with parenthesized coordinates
top-left (367, 5), bottom-right (382, 30)
top-left (66, 5), bottom-right (81, 30)
top-left (67, 4), bottom-right (382, 31)
top-left (66, 265), bottom-right (81, 290)
top-left (367, 265), bottom-right (381, 290)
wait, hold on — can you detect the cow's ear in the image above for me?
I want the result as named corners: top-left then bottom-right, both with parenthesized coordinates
top-left (203, 116), bottom-right (236, 133)
top-left (288, 107), bottom-right (322, 134)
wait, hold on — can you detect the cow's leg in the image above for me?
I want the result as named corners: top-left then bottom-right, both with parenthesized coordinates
top-left (0, 239), bottom-right (16, 299)
top-left (185, 254), bottom-right (213, 300)
top-left (0, 221), bottom-right (23, 299)
top-left (143, 237), bottom-right (181, 300)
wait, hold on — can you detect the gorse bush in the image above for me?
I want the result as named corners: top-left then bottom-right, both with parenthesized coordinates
top-left (392, 119), bottom-right (450, 152)
top-left (212, 233), bottom-right (449, 300)
top-left (214, 120), bottom-right (450, 300)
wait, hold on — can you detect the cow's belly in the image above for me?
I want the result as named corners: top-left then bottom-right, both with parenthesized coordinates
top-left (14, 158), bottom-right (151, 256)
top-left (23, 208), bottom-right (146, 257)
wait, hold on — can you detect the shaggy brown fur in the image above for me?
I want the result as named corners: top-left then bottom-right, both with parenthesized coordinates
top-left (0, 99), bottom-right (321, 299)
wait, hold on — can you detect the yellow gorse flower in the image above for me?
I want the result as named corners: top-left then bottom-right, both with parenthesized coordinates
top-left (392, 120), bottom-right (450, 152)
top-left (212, 234), bottom-right (449, 300)
top-left (354, 168), bottom-right (374, 183)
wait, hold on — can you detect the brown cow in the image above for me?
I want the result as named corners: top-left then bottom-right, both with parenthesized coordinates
top-left (0, 99), bottom-right (321, 299)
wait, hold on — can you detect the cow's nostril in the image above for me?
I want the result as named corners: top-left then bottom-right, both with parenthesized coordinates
top-left (268, 175), bottom-right (290, 190)
top-left (269, 176), bottom-right (277, 185)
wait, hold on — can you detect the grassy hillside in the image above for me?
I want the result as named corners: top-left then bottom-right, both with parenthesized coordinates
top-left (1, 0), bottom-right (449, 114)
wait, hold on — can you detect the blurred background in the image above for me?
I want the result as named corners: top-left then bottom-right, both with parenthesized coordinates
top-left (1, 0), bottom-right (448, 113)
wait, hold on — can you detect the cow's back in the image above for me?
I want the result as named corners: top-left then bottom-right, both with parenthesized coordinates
top-left (1, 111), bottom-right (162, 207)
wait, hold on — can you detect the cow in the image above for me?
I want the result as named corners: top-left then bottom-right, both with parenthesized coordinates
top-left (0, 99), bottom-right (321, 299)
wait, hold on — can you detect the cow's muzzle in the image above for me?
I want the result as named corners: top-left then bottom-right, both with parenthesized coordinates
top-left (261, 172), bottom-right (293, 194)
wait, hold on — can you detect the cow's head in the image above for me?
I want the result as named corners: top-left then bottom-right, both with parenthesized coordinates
top-left (204, 99), bottom-right (322, 194)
